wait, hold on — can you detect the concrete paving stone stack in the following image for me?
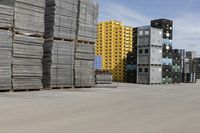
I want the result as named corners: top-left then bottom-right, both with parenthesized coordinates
top-left (77, 0), bottom-right (99, 42)
top-left (75, 42), bottom-right (95, 87)
top-left (10, 0), bottom-right (45, 90)
top-left (0, 2), bottom-right (13, 91)
top-left (43, 40), bottom-right (75, 88)
top-left (12, 35), bottom-right (43, 90)
top-left (95, 70), bottom-right (112, 84)
top-left (0, 30), bottom-right (13, 91)
top-left (45, 0), bottom-right (78, 39)
top-left (0, 4), bottom-right (14, 29)
top-left (14, 0), bottom-right (45, 35)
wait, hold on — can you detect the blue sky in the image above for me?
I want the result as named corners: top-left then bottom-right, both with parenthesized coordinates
top-left (99, 0), bottom-right (200, 56)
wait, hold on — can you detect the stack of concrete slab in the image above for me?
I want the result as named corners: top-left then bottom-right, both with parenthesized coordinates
top-left (0, 4), bottom-right (14, 29)
top-left (95, 70), bottom-right (112, 84)
top-left (11, 0), bottom-right (45, 90)
top-left (14, 0), bottom-right (45, 35)
top-left (43, 40), bottom-right (74, 88)
top-left (75, 42), bottom-right (95, 87)
top-left (12, 35), bottom-right (43, 90)
top-left (77, 0), bottom-right (98, 42)
top-left (45, 0), bottom-right (78, 39)
top-left (0, 30), bottom-right (12, 91)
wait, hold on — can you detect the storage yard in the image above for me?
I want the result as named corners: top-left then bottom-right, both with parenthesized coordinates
top-left (1, 81), bottom-right (200, 133)
top-left (0, 0), bottom-right (200, 132)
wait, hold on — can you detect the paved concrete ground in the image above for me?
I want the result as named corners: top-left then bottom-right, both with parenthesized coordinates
top-left (0, 81), bottom-right (200, 133)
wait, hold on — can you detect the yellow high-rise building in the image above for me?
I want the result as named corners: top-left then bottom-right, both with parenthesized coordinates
top-left (96, 20), bottom-right (133, 82)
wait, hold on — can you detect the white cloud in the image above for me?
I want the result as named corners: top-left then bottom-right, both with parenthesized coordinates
top-left (173, 13), bottom-right (200, 56)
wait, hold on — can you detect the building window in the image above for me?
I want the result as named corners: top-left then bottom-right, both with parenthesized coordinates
top-left (145, 68), bottom-right (149, 73)
top-left (139, 68), bottom-right (143, 73)
top-left (145, 49), bottom-right (149, 54)
top-left (139, 30), bottom-right (143, 36)
top-left (139, 49), bottom-right (143, 54)
top-left (145, 30), bottom-right (149, 35)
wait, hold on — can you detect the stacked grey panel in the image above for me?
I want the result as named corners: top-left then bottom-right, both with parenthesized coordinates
top-left (137, 26), bottom-right (163, 84)
top-left (14, 0), bottom-right (45, 35)
top-left (95, 74), bottom-right (112, 84)
top-left (0, 30), bottom-right (12, 91)
top-left (43, 40), bottom-right (74, 88)
top-left (0, 4), bottom-right (14, 29)
top-left (45, 0), bottom-right (78, 39)
top-left (75, 43), bottom-right (95, 87)
top-left (77, 0), bottom-right (98, 42)
top-left (12, 35), bottom-right (43, 90)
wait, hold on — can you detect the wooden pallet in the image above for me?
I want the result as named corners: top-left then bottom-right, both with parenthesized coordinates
top-left (12, 88), bottom-right (41, 92)
top-left (44, 85), bottom-right (73, 90)
top-left (14, 31), bottom-right (44, 38)
top-left (44, 37), bottom-right (75, 42)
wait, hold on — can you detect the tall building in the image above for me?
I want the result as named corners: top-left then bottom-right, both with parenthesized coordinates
top-left (96, 20), bottom-right (133, 82)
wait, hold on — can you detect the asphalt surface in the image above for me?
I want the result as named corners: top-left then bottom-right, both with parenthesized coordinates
top-left (0, 81), bottom-right (200, 133)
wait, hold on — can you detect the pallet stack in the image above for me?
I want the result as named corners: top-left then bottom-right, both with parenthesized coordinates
top-left (12, 0), bottom-right (44, 91)
top-left (193, 58), bottom-right (200, 79)
top-left (43, 0), bottom-right (78, 89)
top-left (45, 0), bottom-right (78, 39)
top-left (0, 4), bottom-right (13, 91)
top-left (12, 35), bottom-right (43, 90)
top-left (136, 26), bottom-right (163, 84)
top-left (151, 19), bottom-right (173, 84)
top-left (43, 40), bottom-right (75, 88)
top-left (77, 0), bottom-right (98, 42)
top-left (14, 0), bottom-right (44, 35)
top-left (75, 42), bottom-right (95, 87)
top-left (74, 0), bottom-right (98, 87)
top-left (0, 30), bottom-right (13, 91)
top-left (172, 49), bottom-right (182, 83)
top-left (95, 70), bottom-right (112, 84)
top-left (44, 0), bottom-right (98, 88)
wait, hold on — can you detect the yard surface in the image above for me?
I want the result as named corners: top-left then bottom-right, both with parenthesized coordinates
top-left (0, 81), bottom-right (200, 133)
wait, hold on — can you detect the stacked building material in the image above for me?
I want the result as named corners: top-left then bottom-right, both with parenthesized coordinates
top-left (151, 19), bottom-right (173, 84)
top-left (74, 0), bottom-right (98, 87)
top-left (0, 3), bottom-right (13, 91)
top-left (14, 0), bottom-right (45, 35)
top-left (11, 0), bottom-right (45, 90)
top-left (45, 0), bottom-right (78, 39)
top-left (77, 0), bottom-right (99, 42)
top-left (0, 30), bottom-right (12, 91)
top-left (0, 4), bottom-right (14, 29)
top-left (44, 0), bottom-right (98, 88)
top-left (75, 42), bottom-right (95, 87)
top-left (12, 35), bottom-right (43, 90)
top-left (43, 40), bottom-right (74, 88)
top-left (95, 70), bottom-right (112, 84)
top-left (136, 26), bottom-right (163, 84)
top-left (44, 0), bottom-right (77, 88)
